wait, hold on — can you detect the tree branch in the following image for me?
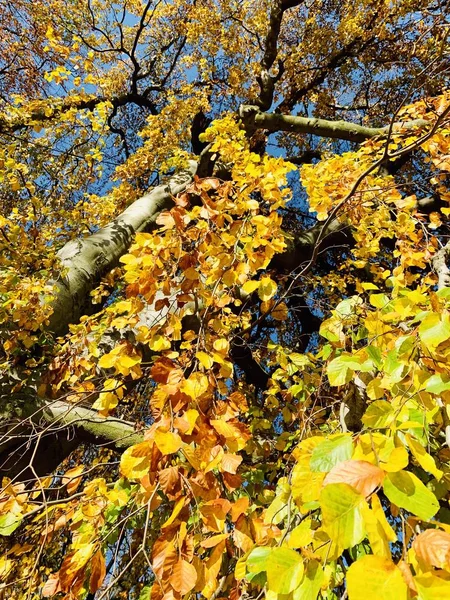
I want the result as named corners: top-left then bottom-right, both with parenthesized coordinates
top-left (240, 105), bottom-right (429, 143)
top-left (433, 241), bottom-right (450, 289)
top-left (41, 400), bottom-right (143, 449)
top-left (47, 160), bottom-right (197, 335)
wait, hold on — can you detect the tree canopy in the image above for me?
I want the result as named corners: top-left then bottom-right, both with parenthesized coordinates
top-left (1, 0), bottom-right (450, 598)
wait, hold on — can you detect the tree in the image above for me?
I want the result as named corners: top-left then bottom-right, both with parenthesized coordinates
top-left (0, 0), bottom-right (450, 598)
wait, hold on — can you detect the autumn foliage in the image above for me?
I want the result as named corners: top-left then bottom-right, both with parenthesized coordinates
top-left (1, 1), bottom-right (450, 599)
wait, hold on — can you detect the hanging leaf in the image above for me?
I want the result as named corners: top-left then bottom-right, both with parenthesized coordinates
top-left (323, 460), bottom-right (384, 497)
top-left (171, 559), bottom-right (198, 595)
top-left (347, 555), bottom-right (407, 600)
top-left (266, 547), bottom-right (304, 595)
top-left (414, 573), bottom-right (450, 600)
top-left (383, 470), bottom-right (439, 520)
top-left (293, 560), bottom-right (324, 600)
top-left (89, 550), bottom-right (106, 593)
top-left (320, 483), bottom-right (366, 550)
top-left (154, 430), bottom-right (183, 455)
top-left (412, 529), bottom-right (450, 570)
top-left (310, 434), bottom-right (353, 472)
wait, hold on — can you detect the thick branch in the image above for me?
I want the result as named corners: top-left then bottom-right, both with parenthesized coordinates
top-left (47, 161), bottom-right (197, 335)
top-left (240, 105), bottom-right (429, 143)
top-left (42, 400), bottom-right (143, 449)
top-left (433, 242), bottom-right (450, 289)
top-left (255, 1), bottom-right (303, 111)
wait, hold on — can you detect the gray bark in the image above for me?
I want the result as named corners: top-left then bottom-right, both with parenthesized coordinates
top-left (41, 400), bottom-right (144, 449)
top-left (47, 161), bottom-right (197, 335)
top-left (433, 242), bottom-right (450, 290)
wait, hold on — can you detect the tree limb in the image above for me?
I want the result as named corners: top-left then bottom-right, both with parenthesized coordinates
top-left (240, 105), bottom-right (429, 143)
top-left (41, 400), bottom-right (143, 449)
top-left (47, 161), bottom-right (197, 335)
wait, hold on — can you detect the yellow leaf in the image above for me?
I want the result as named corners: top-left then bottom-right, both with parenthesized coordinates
top-left (162, 497), bottom-right (185, 528)
top-left (347, 555), bottom-right (407, 600)
top-left (120, 441), bottom-right (152, 480)
top-left (148, 334), bottom-right (171, 351)
top-left (241, 280), bottom-right (260, 294)
top-left (154, 430), bottom-right (183, 455)
top-left (92, 378), bottom-right (125, 415)
top-left (213, 338), bottom-right (229, 353)
top-left (406, 435), bottom-right (443, 480)
top-left (196, 351), bottom-right (214, 369)
top-left (68, 543), bottom-right (95, 574)
top-left (361, 502), bottom-right (391, 558)
top-left (181, 372), bottom-right (209, 399)
top-left (287, 519), bottom-right (314, 548)
top-left (258, 277), bottom-right (277, 301)
top-left (371, 493), bottom-right (396, 542)
top-left (380, 445), bottom-right (409, 473)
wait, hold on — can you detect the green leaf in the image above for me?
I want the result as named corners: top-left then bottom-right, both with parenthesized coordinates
top-left (383, 470), bottom-right (439, 520)
top-left (266, 547), bottom-right (304, 595)
top-left (138, 586), bottom-right (152, 600)
top-left (0, 513), bottom-right (22, 536)
top-left (347, 555), bottom-right (407, 600)
top-left (425, 374), bottom-right (450, 394)
top-left (366, 345), bottom-right (382, 368)
top-left (414, 573), bottom-right (450, 600)
top-left (362, 400), bottom-right (394, 429)
top-left (327, 354), bottom-right (361, 386)
top-left (293, 560), bottom-right (323, 600)
top-left (246, 546), bottom-right (272, 575)
top-left (419, 313), bottom-right (450, 350)
top-left (335, 296), bottom-right (362, 316)
top-left (289, 353), bottom-right (311, 368)
top-left (310, 434), bottom-right (353, 472)
top-left (369, 293), bottom-right (390, 309)
top-left (383, 349), bottom-right (406, 383)
top-left (320, 483), bottom-right (366, 550)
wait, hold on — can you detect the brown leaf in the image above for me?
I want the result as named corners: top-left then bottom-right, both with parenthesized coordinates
top-left (323, 459), bottom-right (384, 497)
top-left (170, 559), bottom-right (197, 595)
top-left (62, 465), bottom-right (84, 495)
top-left (89, 550), bottom-right (106, 593)
top-left (41, 573), bottom-right (61, 597)
top-left (413, 529), bottom-right (450, 570)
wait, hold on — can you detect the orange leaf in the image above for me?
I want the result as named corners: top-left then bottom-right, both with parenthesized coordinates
top-left (89, 550), bottom-right (106, 593)
top-left (412, 529), bottom-right (450, 570)
top-left (323, 459), bottom-right (384, 497)
top-left (231, 497), bottom-right (249, 522)
top-left (62, 466), bottom-right (84, 495)
top-left (171, 559), bottom-right (197, 595)
top-left (271, 301), bottom-right (288, 321)
top-left (200, 533), bottom-right (229, 548)
top-left (42, 573), bottom-right (61, 597)
top-left (221, 453), bottom-right (242, 474)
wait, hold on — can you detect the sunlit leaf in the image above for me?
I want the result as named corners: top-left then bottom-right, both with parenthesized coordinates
top-left (383, 470), bottom-right (439, 520)
top-left (323, 460), bottom-right (384, 497)
top-left (266, 547), bottom-right (304, 595)
top-left (347, 555), bottom-right (407, 600)
top-left (320, 483), bottom-right (366, 550)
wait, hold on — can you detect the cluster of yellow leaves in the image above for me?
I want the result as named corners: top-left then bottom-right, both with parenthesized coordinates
top-left (35, 101), bottom-right (450, 599)
top-left (29, 116), bottom-right (296, 599)
top-left (301, 93), bottom-right (450, 286)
